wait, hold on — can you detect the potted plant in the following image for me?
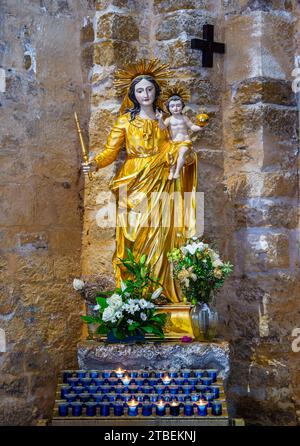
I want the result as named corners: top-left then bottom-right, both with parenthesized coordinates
top-left (167, 236), bottom-right (233, 340)
top-left (81, 249), bottom-right (167, 343)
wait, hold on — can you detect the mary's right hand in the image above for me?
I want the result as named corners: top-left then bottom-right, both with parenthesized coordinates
top-left (81, 160), bottom-right (97, 175)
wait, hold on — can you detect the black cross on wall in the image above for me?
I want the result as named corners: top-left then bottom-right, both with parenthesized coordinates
top-left (191, 24), bottom-right (225, 68)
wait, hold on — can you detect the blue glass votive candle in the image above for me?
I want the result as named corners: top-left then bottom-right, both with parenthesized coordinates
top-left (135, 377), bottom-right (145, 386)
top-left (60, 385), bottom-right (71, 399)
top-left (169, 370), bottom-right (178, 378)
top-left (79, 393), bottom-right (91, 403)
top-left (182, 385), bottom-right (192, 395)
top-left (188, 377), bottom-right (198, 387)
top-left (107, 393), bottom-right (116, 402)
top-left (71, 402), bottom-right (82, 416)
top-left (108, 378), bottom-right (119, 387)
top-left (99, 402), bottom-right (110, 416)
top-left (195, 400), bottom-right (208, 416)
top-left (175, 377), bottom-right (185, 386)
top-left (115, 384), bottom-right (125, 394)
top-left (122, 393), bottom-right (132, 403)
top-left (73, 386), bottom-right (84, 395)
top-left (142, 402), bottom-right (153, 416)
top-left (142, 385), bottom-right (152, 394)
top-left (76, 370), bottom-right (86, 379)
top-left (94, 393), bottom-right (103, 403)
top-left (129, 370), bottom-right (138, 378)
top-left (206, 369), bottom-right (218, 382)
top-left (127, 400), bottom-right (139, 416)
top-left (170, 401), bottom-right (180, 416)
top-left (67, 377), bottom-right (79, 387)
top-left (203, 392), bottom-right (214, 407)
top-left (80, 377), bottom-right (92, 387)
top-left (114, 402), bottom-right (124, 416)
top-left (210, 386), bottom-right (220, 399)
top-left (181, 369), bottom-right (191, 378)
top-left (155, 400), bottom-right (166, 416)
top-left (88, 385), bottom-right (99, 394)
top-left (102, 370), bottom-right (112, 378)
top-left (155, 385), bottom-right (165, 395)
top-left (94, 378), bottom-right (105, 387)
top-left (195, 385), bottom-right (207, 394)
top-left (89, 370), bottom-right (99, 379)
top-left (191, 394), bottom-right (200, 402)
top-left (58, 402), bottom-right (68, 417)
top-left (86, 402), bottom-right (97, 417)
top-left (194, 369), bottom-right (205, 378)
top-left (155, 371), bottom-right (165, 378)
top-left (115, 368), bottom-right (126, 378)
top-left (141, 370), bottom-right (150, 378)
top-left (184, 402), bottom-right (194, 416)
top-left (121, 375), bottom-right (131, 386)
top-left (65, 393), bottom-right (77, 404)
top-left (162, 374), bottom-right (172, 386)
top-left (162, 394), bottom-right (171, 402)
top-left (211, 401), bottom-right (222, 416)
top-left (168, 385), bottom-right (179, 395)
top-left (100, 385), bottom-right (111, 394)
top-left (177, 394), bottom-right (186, 402)
top-left (147, 378), bottom-right (158, 387)
top-left (128, 384), bottom-right (138, 394)
top-left (200, 377), bottom-right (213, 387)
top-left (62, 370), bottom-right (73, 383)
top-left (150, 394), bottom-right (159, 403)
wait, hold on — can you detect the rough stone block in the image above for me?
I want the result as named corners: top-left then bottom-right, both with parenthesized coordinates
top-left (94, 40), bottom-right (137, 67)
top-left (97, 13), bottom-right (139, 41)
top-left (155, 11), bottom-right (216, 41)
top-left (236, 229), bottom-right (290, 272)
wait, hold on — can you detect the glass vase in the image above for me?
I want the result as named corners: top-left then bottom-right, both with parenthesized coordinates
top-left (191, 302), bottom-right (218, 341)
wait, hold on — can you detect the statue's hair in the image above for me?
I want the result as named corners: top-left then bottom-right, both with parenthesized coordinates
top-left (165, 95), bottom-right (185, 114)
top-left (126, 75), bottom-right (162, 121)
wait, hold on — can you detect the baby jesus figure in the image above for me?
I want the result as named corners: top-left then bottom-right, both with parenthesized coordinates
top-left (156, 91), bottom-right (203, 180)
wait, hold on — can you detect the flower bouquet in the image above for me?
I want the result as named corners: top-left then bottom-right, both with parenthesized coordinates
top-left (81, 248), bottom-right (167, 342)
top-left (167, 236), bottom-right (233, 305)
top-left (167, 236), bottom-right (233, 340)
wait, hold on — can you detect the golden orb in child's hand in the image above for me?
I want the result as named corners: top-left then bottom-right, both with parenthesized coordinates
top-left (195, 113), bottom-right (209, 127)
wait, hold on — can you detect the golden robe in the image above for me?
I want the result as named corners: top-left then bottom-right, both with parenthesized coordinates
top-left (94, 112), bottom-right (197, 303)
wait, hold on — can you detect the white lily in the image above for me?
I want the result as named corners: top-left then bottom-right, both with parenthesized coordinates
top-left (73, 278), bottom-right (85, 291)
top-left (151, 287), bottom-right (163, 300)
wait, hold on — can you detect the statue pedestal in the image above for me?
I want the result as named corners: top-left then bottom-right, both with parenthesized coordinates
top-left (77, 339), bottom-right (230, 380)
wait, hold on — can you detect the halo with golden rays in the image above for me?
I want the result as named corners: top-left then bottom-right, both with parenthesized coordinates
top-left (161, 83), bottom-right (191, 103)
top-left (114, 59), bottom-right (173, 96)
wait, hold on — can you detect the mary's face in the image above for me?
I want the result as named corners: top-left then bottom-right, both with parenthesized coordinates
top-left (134, 78), bottom-right (156, 106)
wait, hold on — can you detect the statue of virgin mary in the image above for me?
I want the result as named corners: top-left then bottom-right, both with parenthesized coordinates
top-left (83, 60), bottom-right (197, 304)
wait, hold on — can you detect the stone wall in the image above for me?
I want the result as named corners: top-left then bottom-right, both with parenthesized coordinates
top-left (0, 0), bottom-right (94, 425)
top-left (1, 0), bottom-right (300, 426)
top-left (218, 0), bottom-right (300, 425)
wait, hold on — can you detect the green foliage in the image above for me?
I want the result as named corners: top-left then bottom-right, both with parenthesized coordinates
top-left (81, 248), bottom-right (167, 341)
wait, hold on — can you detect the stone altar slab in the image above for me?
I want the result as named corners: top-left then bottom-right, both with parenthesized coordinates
top-left (77, 340), bottom-right (230, 380)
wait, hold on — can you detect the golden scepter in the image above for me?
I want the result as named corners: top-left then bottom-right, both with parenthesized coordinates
top-left (74, 112), bottom-right (93, 181)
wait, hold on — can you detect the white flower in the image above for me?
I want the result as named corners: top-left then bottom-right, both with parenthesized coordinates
top-left (102, 306), bottom-right (115, 322)
top-left (115, 310), bottom-right (123, 319)
top-left (127, 319), bottom-right (134, 325)
top-left (73, 278), bottom-right (85, 291)
top-left (111, 317), bottom-right (117, 323)
top-left (139, 299), bottom-right (149, 309)
top-left (191, 236), bottom-right (198, 241)
top-left (94, 304), bottom-right (100, 311)
top-left (151, 287), bottom-right (163, 300)
top-left (140, 312), bottom-right (147, 321)
top-left (212, 258), bottom-right (223, 267)
top-left (123, 301), bottom-right (140, 315)
top-left (106, 294), bottom-right (123, 309)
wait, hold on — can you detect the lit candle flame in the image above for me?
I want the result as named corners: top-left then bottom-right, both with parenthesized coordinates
top-left (128, 399), bottom-right (138, 407)
top-left (162, 374), bottom-right (171, 383)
